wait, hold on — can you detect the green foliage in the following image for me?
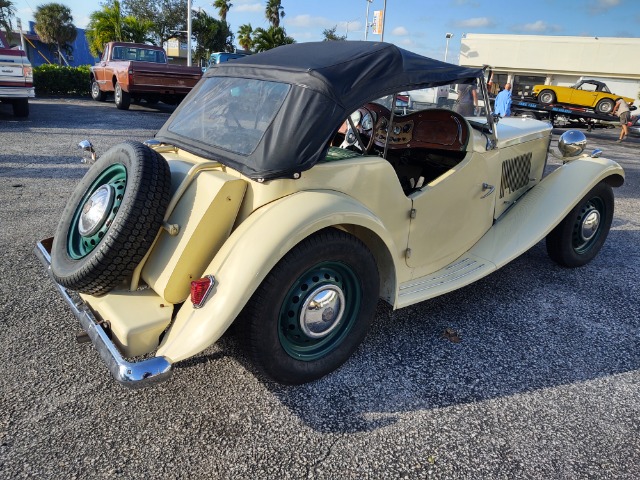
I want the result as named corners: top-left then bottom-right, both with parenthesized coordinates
top-left (191, 10), bottom-right (234, 65)
top-left (213, 0), bottom-right (232, 22)
top-left (34, 3), bottom-right (77, 64)
top-left (237, 23), bottom-right (253, 51)
top-left (33, 64), bottom-right (91, 96)
top-left (265, 0), bottom-right (285, 28)
top-left (0, 0), bottom-right (15, 37)
top-left (252, 26), bottom-right (294, 52)
top-left (123, 0), bottom-right (187, 46)
top-left (86, 0), bottom-right (153, 57)
top-left (322, 26), bottom-right (346, 42)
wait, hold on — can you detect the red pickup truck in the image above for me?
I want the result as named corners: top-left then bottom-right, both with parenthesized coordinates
top-left (90, 42), bottom-right (202, 110)
top-left (0, 32), bottom-right (34, 117)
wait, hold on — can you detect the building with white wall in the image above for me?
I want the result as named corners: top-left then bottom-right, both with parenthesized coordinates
top-left (459, 33), bottom-right (640, 101)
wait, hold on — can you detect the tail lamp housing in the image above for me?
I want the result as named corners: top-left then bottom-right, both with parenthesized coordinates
top-left (190, 275), bottom-right (215, 309)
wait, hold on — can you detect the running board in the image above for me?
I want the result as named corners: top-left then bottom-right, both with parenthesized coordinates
top-left (397, 254), bottom-right (496, 308)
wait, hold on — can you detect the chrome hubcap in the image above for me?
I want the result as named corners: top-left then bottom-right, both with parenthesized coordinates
top-left (78, 184), bottom-right (115, 236)
top-left (300, 285), bottom-right (345, 338)
top-left (580, 209), bottom-right (600, 242)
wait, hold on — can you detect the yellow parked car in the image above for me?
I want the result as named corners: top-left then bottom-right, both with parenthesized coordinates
top-left (36, 42), bottom-right (624, 388)
top-left (532, 80), bottom-right (634, 114)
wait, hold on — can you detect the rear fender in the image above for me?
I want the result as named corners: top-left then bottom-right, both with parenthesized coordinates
top-left (156, 190), bottom-right (399, 363)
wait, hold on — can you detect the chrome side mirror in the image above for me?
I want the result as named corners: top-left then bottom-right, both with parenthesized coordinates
top-left (78, 140), bottom-right (97, 164)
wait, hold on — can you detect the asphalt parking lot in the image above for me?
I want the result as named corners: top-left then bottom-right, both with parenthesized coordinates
top-left (1, 97), bottom-right (638, 479)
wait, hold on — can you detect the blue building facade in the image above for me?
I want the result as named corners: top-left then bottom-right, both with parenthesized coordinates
top-left (22, 22), bottom-right (96, 67)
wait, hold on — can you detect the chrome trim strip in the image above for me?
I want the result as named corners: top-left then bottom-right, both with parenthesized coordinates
top-left (400, 258), bottom-right (478, 291)
top-left (34, 239), bottom-right (173, 389)
top-left (399, 263), bottom-right (486, 298)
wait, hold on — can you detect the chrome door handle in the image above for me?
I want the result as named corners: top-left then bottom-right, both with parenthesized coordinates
top-left (481, 183), bottom-right (495, 199)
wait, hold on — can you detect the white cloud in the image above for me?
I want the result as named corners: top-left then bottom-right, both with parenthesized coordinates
top-left (392, 26), bottom-right (409, 36)
top-left (287, 14), bottom-right (334, 29)
top-left (399, 38), bottom-right (416, 47)
top-left (513, 20), bottom-right (562, 33)
top-left (235, 1), bottom-right (263, 13)
top-left (453, 17), bottom-right (495, 29)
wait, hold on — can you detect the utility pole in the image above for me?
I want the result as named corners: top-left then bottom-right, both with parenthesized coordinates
top-left (187, 0), bottom-right (192, 66)
top-left (364, 0), bottom-right (373, 41)
top-left (381, 0), bottom-right (387, 42)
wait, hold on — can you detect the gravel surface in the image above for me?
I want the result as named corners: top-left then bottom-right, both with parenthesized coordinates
top-left (1, 98), bottom-right (638, 479)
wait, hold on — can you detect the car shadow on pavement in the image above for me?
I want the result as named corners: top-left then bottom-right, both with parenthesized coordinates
top-left (211, 230), bottom-right (639, 433)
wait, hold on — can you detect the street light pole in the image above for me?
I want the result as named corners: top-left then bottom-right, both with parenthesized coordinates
top-left (381, 0), bottom-right (387, 42)
top-left (187, 0), bottom-right (192, 66)
top-left (364, 0), bottom-right (373, 41)
top-left (444, 32), bottom-right (453, 63)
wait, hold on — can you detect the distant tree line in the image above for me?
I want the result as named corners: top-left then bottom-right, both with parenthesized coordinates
top-left (1, 0), bottom-right (353, 66)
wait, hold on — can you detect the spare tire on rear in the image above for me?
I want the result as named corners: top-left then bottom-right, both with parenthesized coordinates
top-left (51, 141), bottom-right (172, 296)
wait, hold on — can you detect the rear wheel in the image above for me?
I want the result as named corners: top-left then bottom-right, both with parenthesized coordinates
top-left (595, 98), bottom-right (615, 114)
top-left (538, 89), bottom-right (556, 105)
top-left (12, 98), bottom-right (28, 117)
top-left (242, 229), bottom-right (379, 384)
top-left (114, 83), bottom-right (131, 110)
top-left (546, 182), bottom-right (614, 268)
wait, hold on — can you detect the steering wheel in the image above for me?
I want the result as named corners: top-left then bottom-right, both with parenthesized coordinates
top-left (340, 106), bottom-right (377, 153)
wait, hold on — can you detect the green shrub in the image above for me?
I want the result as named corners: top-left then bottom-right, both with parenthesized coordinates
top-left (33, 64), bottom-right (91, 96)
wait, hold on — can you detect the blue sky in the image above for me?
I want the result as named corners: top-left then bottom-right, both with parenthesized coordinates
top-left (12, 0), bottom-right (640, 62)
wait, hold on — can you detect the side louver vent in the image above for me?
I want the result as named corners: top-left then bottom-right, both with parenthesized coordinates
top-left (500, 152), bottom-right (532, 198)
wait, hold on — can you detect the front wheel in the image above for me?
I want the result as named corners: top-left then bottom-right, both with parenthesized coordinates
top-left (90, 79), bottom-right (107, 102)
top-left (242, 229), bottom-right (380, 384)
top-left (595, 98), bottom-right (615, 114)
top-left (546, 182), bottom-right (614, 268)
top-left (538, 89), bottom-right (556, 105)
top-left (114, 83), bottom-right (131, 110)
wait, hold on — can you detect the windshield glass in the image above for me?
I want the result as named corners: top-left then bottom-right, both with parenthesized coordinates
top-left (167, 77), bottom-right (290, 156)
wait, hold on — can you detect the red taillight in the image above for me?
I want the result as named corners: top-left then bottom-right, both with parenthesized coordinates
top-left (190, 275), bottom-right (215, 309)
top-left (128, 69), bottom-right (134, 85)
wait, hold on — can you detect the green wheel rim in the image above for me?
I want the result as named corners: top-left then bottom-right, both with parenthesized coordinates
top-left (67, 164), bottom-right (127, 259)
top-left (572, 196), bottom-right (605, 255)
top-left (278, 261), bottom-right (362, 361)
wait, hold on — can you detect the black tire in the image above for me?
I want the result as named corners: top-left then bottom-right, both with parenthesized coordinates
top-left (114, 83), bottom-right (131, 110)
top-left (90, 79), bottom-right (107, 102)
top-left (242, 229), bottom-right (379, 384)
top-left (12, 98), bottom-right (29, 117)
top-left (538, 89), bottom-right (556, 105)
top-left (546, 182), bottom-right (614, 268)
top-left (595, 98), bottom-right (615, 114)
top-left (51, 141), bottom-right (172, 295)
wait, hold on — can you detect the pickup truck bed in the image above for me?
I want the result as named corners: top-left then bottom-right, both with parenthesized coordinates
top-left (90, 42), bottom-right (202, 110)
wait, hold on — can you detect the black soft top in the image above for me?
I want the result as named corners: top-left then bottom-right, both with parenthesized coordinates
top-left (156, 41), bottom-right (484, 180)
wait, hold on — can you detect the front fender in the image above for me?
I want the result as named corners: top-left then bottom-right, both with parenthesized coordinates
top-left (471, 155), bottom-right (624, 267)
top-left (156, 189), bottom-right (399, 363)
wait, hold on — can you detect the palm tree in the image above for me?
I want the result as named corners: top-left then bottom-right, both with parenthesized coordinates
top-left (86, 1), bottom-right (152, 57)
top-left (213, 0), bottom-right (232, 22)
top-left (0, 0), bottom-right (15, 39)
top-left (34, 3), bottom-right (77, 65)
top-left (252, 26), bottom-right (294, 52)
top-left (237, 23), bottom-right (253, 51)
top-left (264, 0), bottom-right (284, 28)
top-left (192, 9), bottom-right (234, 64)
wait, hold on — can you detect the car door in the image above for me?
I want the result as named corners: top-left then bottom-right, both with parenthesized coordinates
top-left (406, 150), bottom-right (498, 270)
top-left (569, 83), bottom-right (598, 107)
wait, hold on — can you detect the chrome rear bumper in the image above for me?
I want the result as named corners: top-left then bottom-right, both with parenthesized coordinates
top-left (34, 238), bottom-right (172, 388)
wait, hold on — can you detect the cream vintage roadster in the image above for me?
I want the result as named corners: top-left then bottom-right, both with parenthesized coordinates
top-left (36, 42), bottom-right (624, 388)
